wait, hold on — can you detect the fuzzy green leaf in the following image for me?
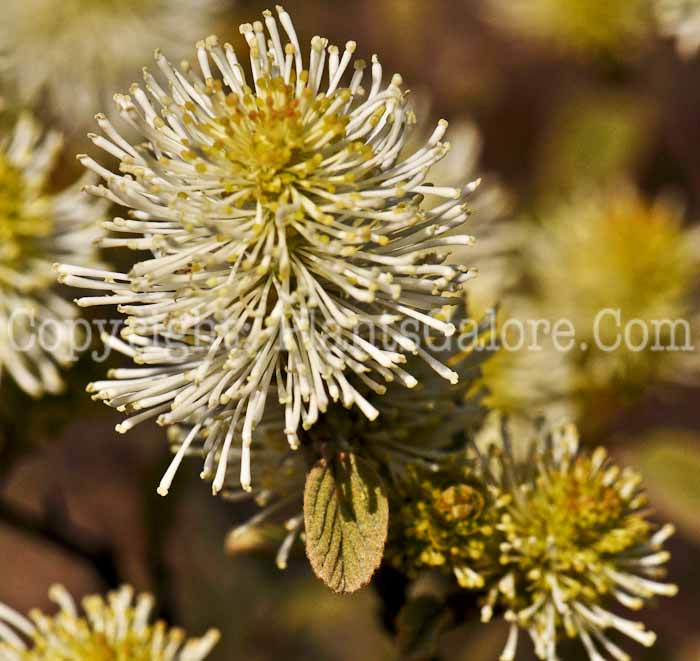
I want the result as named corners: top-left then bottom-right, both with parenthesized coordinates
top-left (304, 453), bottom-right (389, 593)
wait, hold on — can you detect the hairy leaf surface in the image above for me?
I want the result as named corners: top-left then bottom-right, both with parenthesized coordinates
top-left (304, 453), bottom-right (388, 593)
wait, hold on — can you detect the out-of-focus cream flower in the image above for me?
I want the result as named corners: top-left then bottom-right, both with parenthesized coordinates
top-left (526, 186), bottom-right (700, 398)
top-left (478, 318), bottom-right (577, 422)
top-left (468, 185), bottom-right (700, 426)
top-left (431, 120), bottom-right (514, 311)
top-left (0, 114), bottom-right (104, 397)
top-left (656, 0), bottom-right (700, 57)
top-left (58, 7), bottom-right (484, 492)
top-left (407, 102), bottom-right (514, 321)
top-left (406, 100), bottom-right (513, 302)
top-left (0, 584), bottom-right (220, 660)
top-left (0, 0), bottom-right (221, 133)
top-left (487, 0), bottom-right (652, 56)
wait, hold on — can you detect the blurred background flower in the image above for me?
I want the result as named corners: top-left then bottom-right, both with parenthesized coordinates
top-left (471, 182), bottom-right (700, 432)
top-left (0, 0), bottom-right (222, 140)
top-left (486, 0), bottom-right (653, 58)
top-left (0, 113), bottom-right (104, 399)
top-left (656, 0), bottom-right (700, 58)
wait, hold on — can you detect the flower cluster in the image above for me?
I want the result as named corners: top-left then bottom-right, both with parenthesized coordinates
top-left (386, 465), bottom-right (500, 590)
top-left (0, 3), bottom-right (684, 658)
top-left (0, 584), bottom-right (219, 660)
top-left (0, 113), bottom-right (104, 397)
top-left (58, 6), bottom-right (481, 492)
top-left (388, 418), bottom-right (677, 661)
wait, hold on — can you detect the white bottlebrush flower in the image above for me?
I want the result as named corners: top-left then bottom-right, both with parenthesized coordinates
top-left (58, 7), bottom-right (482, 492)
top-left (0, 584), bottom-right (220, 660)
top-left (0, 114), bottom-right (104, 397)
top-left (0, 0), bottom-right (221, 133)
top-left (655, 0), bottom-right (700, 57)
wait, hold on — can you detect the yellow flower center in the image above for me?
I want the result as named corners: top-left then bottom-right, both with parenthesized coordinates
top-left (184, 74), bottom-right (373, 212)
top-left (20, 620), bottom-right (177, 661)
top-left (0, 154), bottom-right (53, 271)
top-left (504, 455), bottom-right (649, 580)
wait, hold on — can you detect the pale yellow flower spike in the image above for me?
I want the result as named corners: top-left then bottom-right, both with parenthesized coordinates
top-left (480, 419), bottom-right (678, 661)
top-left (0, 585), bottom-right (220, 661)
